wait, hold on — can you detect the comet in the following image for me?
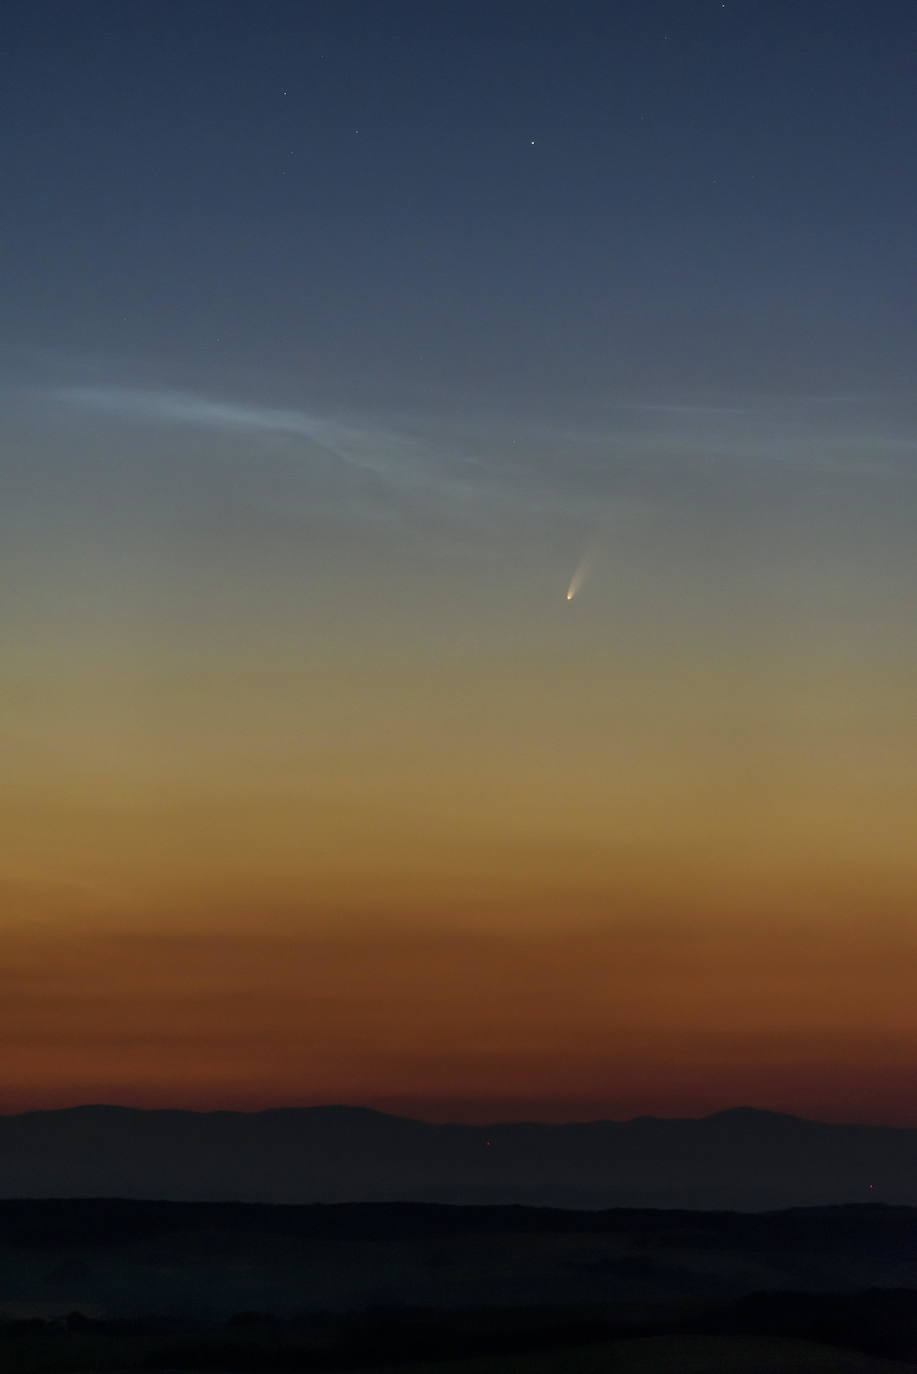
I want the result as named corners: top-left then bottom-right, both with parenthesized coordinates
top-left (565, 549), bottom-right (593, 602)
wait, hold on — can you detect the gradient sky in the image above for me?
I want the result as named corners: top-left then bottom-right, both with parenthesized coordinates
top-left (3, 0), bottom-right (917, 1124)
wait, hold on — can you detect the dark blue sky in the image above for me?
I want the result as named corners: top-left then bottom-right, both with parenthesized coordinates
top-left (4, 0), bottom-right (915, 407)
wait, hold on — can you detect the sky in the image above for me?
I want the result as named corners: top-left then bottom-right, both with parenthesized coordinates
top-left (3, 0), bottom-right (917, 1125)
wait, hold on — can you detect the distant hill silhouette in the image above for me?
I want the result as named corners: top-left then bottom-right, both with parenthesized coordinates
top-left (1, 1104), bottom-right (914, 1209)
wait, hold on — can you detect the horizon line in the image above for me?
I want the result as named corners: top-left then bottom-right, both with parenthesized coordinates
top-left (1, 1102), bottom-right (909, 1132)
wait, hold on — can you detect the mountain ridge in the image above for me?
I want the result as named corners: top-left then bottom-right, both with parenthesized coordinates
top-left (2, 1103), bottom-right (916, 1210)
top-left (0, 1103), bottom-right (818, 1126)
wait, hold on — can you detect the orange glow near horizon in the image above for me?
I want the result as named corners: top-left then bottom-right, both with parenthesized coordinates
top-left (5, 474), bottom-right (917, 1128)
top-left (7, 0), bottom-right (917, 1141)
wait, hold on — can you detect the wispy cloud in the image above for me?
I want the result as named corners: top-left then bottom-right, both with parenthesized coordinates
top-left (56, 384), bottom-right (408, 484)
top-left (49, 381), bottom-right (533, 552)
top-left (47, 380), bottom-right (917, 534)
top-left (614, 402), bottom-right (757, 417)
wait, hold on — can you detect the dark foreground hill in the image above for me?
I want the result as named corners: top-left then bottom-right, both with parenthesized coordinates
top-left (3, 1200), bottom-right (917, 1371)
top-left (2, 1197), bottom-right (917, 1318)
top-left (1, 1105), bottom-right (916, 1209)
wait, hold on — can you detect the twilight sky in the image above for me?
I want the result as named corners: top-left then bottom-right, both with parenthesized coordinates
top-left (3, 0), bottom-right (917, 1124)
